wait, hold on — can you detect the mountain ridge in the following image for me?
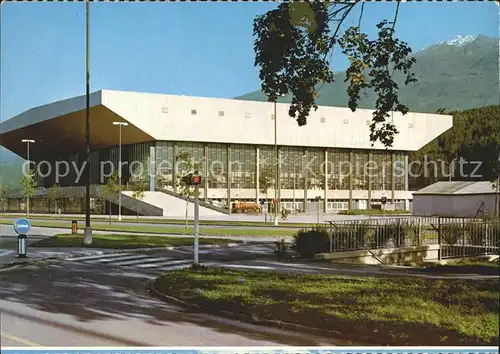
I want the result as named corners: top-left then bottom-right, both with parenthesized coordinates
top-left (235, 35), bottom-right (499, 114)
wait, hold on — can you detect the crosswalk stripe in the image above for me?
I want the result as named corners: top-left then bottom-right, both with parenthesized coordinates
top-left (135, 259), bottom-right (191, 269)
top-left (112, 257), bottom-right (173, 266)
top-left (95, 254), bottom-right (150, 264)
top-left (156, 264), bottom-right (192, 272)
top-left (68, 253), bottom-right (133, 262)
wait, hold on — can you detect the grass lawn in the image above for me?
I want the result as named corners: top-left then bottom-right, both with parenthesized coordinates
top-left (0, 214), bottom-right (311, 228)
top-left (155, 267), bottom-right (499, 345)
top-left (338, 209), bottom-right (411, 215)
top-left (421, 258), bottom-right (499, 275)
top-left (0, 219), bottom-right (294, 237)
top-left (30, 233), bottom-right (238, 249)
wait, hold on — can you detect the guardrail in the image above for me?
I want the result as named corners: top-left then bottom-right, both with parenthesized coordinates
top-left (324, 217), bottom-right (499, 258)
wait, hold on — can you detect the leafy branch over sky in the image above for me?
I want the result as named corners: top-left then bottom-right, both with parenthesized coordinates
top-left (253, 2), bottom-right (417, 147)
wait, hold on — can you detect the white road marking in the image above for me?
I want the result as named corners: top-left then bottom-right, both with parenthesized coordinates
top-left (112, 257), bottom-right (173, 266)
top-left (135, 259), bottom-right (191, 268)
top-left (68, 253), bottom-right (132, 262)
top-left (0, 250), bottom-right (14, 257)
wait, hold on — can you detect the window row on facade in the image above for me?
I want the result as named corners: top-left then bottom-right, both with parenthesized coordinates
top-left (34, 141), bottom-right (407, 191)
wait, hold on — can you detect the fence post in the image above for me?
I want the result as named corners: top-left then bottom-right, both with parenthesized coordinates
top-left (485, 222), bottom-right (489, 255)
top-left (462, 218), bottom-right (466, 259)
top-left (437, 217), bottom-right (442, 261)
top-left (329, 222), bottom-right (333, 253)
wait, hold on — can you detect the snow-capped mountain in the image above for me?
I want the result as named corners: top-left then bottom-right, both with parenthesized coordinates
top-left (438, 35), bottom-right (479, 46)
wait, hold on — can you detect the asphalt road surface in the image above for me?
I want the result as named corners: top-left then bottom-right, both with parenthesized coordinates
top-left (0, 256), bottom-right (345, 347)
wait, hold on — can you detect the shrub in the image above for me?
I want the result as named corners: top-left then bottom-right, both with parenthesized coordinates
top-left (292, 226), bottom-right (330, 258)
top-left (373, 222), bottom-right (405, 248)
top-left (465, 221), bottom-right (487, 246)
top-left (440, 223), bottom-right (462, 246)
top-left (402, 221), bottom-right (422, 246)
top-left (330, 222), bottom-right (372, 251)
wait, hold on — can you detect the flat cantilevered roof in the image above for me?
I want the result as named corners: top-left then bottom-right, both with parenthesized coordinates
top-left (0, 89), bottom-right (453, 161)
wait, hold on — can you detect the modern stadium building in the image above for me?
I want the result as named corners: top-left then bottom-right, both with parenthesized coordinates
top-left (0, 89), bottom-right (453, 217)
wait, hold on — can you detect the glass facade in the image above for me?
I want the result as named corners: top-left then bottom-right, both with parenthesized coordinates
top-left (352, 150), bottom-right (369, 190)
top-left (394, 152), bottom-right (406, 191)
top-left (128, 142), bottom-right (151, 182)
top-left (207, 143), bottom-right (227, 189)
top-left (258, 145), bottom-right (276, 193)
top-left (327, 149), bottom-right (350, 190)
top-left (156, 141), bottom-right (174, 189)
top-left (305, 148), bottom-right (324, 190)
top-left (280, 146), bottom-right (307, 190)
top-left (230, 144), bottom-right (256, 189)
top-left (371, 151), bottom-right (393, 190)
top-left (30, 139), bottom-right (410, 212)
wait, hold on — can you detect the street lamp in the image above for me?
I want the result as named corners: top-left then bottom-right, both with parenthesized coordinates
top-left (273, 93), bottom-right (285, 226)
top-left (293, 153), bottom-right (306, 215)
top-left (113, 121), bottom-right (128, 221)
top-left (21, 139), bottom-right (35, 218)
top-left (83, 0), bottom-right (92, 245)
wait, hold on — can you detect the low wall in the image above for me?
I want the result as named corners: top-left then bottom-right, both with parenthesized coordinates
top-left (315, 244), bottom-right (440, 266)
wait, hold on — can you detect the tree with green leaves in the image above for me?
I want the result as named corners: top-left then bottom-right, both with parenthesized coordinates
top-left (253, 2), bottom-right (416, 147)
top-left (101, 171), bottom-right (120, 224)
top-left (131, 179), bottom-right (147, 219)
top-left (176, 151), bottom-right (201, 229)
top-left (47, 184), bottom-right (58, 215)
top-left (409, 105), bottom-right (500, 190)
top-left (20, 169), bottom-right (37, 218)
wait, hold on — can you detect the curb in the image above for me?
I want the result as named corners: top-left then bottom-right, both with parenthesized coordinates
top-left (147, 275), bottom-right (395, 346)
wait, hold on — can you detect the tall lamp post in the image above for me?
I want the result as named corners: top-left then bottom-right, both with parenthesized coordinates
top-left (21, 139), bottom-right (35, 218)
top-left (83, 0), bottom-right (92, 245)
top-left (113, 121), bottom-right (128, 221)
top-left (293, 153), bottom-right (306, 215)
top-left (273, 94), bottom-right (285, 226)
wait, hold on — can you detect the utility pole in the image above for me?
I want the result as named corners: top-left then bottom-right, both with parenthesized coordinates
top-left (21, 139), bottom-right (35, 218)
top-left (191, 173), bottom-right (201, 266)
top-left (83, 0), bottom-right (92, 245)
top-left (194, 183), bottom-right (199, 265)
top-left (274, 100), bottom-right (279, 226)
top-left (113, 121), bottom-right (128, 221)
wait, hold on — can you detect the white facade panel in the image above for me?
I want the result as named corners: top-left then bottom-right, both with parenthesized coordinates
top-left (413, 194), bottom-right (497, 217)
top-left (101, 90), bottom-right (452, 151)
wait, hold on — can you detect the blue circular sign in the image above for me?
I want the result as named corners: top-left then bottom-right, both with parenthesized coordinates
top-left (14, 218), bottom-right (31, 235)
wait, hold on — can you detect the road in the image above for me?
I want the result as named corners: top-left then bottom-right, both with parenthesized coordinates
top-left (0, 246), bottom-right (345, 347)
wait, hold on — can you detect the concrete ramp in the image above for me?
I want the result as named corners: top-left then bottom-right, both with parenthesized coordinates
top-left (122, 191), bottom-right (226, 217)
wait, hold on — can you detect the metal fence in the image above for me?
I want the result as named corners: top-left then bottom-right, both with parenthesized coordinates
top-left (324, 216), bottom-right (500, 259)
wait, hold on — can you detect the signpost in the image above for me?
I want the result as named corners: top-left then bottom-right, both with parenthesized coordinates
top-left (259, 198), bottom-right (266, 223)
top-left (13, 218), bottom-right (31, 258)
top-left (315, 196), bottom-right (322, 224)
top-left (381, 196), bottom-right (387, 217)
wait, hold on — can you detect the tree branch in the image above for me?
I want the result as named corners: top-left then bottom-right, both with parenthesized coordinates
top-left (391, 0), bottom-right (400, 32)
top-left (358, 2), bottom-right (365, 28)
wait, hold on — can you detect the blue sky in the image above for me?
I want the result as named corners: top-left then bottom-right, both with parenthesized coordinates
top-left (0, 1), bottom-right (498, 122)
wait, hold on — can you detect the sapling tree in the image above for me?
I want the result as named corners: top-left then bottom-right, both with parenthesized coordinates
top-left (47, 184), bottom-right (58, 215)
top-left (20, 169), bottom-right (37, 218)
top-left (101, 171), bottom-right (120, 224)
top-left (176, 151), bottom-right (201, 230)
top-left (131, 179), bottom-right (147, 219)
